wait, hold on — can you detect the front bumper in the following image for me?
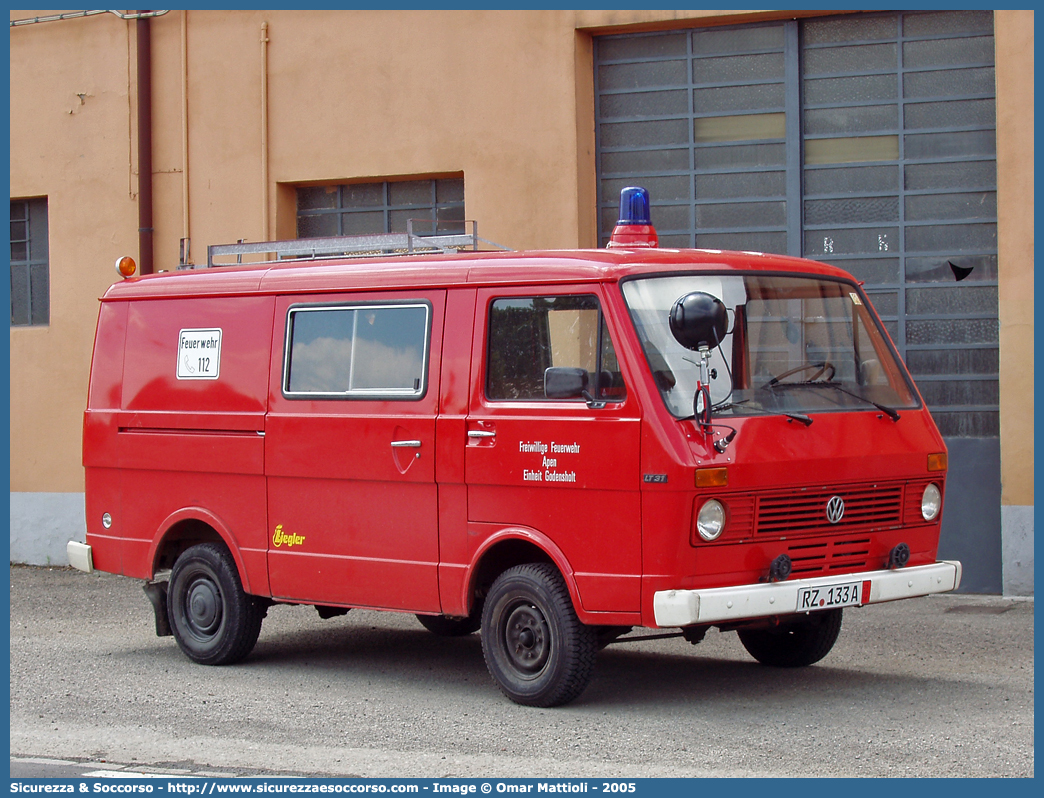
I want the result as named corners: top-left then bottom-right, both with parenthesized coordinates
top-left (653, 560), bottom-right (962, 627)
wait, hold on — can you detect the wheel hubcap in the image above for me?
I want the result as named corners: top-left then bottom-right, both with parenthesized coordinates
top-left (185, 576), bottom-right (222, 636)
top-left (504, 603), bottom-right (550, 674)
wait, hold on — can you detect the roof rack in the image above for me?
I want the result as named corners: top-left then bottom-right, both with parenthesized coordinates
top-left (205, 219), bottom-right (508, 268)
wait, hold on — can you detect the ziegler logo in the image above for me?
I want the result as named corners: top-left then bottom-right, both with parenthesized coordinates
top-left (825, 496), bottom-right (846, 524)
top-left (272, 524), bottom-right (306, 548)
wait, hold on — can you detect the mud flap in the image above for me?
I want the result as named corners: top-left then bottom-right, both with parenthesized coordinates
top-left (143, 580), bottom-right (172, 637)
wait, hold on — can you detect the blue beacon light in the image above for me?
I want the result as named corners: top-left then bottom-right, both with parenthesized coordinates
top-left (618, 186), bottom-right (652, 225)
top-left (607, 186), bottom-right (659, 248)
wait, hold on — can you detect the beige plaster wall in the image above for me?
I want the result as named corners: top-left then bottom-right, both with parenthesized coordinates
top-left (10, 9), bottom-right (596, 492)
top-left (9, 13), bottom-right (140, 491)
top-left (153, 9), bottom-right (593, 266)
top-left (994, 10), bottom-right (1035, 508)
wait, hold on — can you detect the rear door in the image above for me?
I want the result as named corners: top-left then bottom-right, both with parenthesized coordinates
top-left (464, 286), bottom-right (642, 613)
top-left (265, 290), bottom-right (444, 611)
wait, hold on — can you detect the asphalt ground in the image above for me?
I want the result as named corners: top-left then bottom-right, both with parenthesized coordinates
top-left (8, 565), bottom-right (1034, 778)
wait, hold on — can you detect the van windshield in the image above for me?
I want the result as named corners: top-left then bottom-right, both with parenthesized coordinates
top-left (622, 273), bottom-right (919, 420)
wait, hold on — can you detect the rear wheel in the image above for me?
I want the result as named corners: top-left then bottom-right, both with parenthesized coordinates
top-left (480, 563), bottom-right (596, 707)
top-left (416, 613), bottom-right (480, 637)
top-left (167, 543), bottom-right (264, 665)
top-left (737, 608), bottom-right (843, 668)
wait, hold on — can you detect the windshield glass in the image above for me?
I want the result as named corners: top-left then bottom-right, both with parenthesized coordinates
top-left (622, 273), bottom-right (919, 419)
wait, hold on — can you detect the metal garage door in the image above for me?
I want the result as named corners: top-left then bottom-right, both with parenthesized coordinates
top-left (595, 11), bottom-right (1001, 591)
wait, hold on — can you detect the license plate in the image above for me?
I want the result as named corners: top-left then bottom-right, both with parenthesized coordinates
top-left (796, 581), bottom-right (862, 612)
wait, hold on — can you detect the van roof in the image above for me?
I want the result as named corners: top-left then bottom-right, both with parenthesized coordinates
top-left (101, 247), bottom-right (856, 301)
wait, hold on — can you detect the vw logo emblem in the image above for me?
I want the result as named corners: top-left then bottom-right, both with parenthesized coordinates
top-left (826, 495), bottom-right (846, 524)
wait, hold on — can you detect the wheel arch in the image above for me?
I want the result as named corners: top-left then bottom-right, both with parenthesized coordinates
top-left (148, 508), bottom-right (256, 594)
top-left (462, 528), bottom-right (584, 620)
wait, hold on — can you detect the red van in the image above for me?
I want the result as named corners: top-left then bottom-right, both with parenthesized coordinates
top-left (71, 188), bottom-right (960, 707)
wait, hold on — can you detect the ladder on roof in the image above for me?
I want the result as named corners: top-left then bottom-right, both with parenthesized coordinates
top-left (204, 219), bottom-right (509, 268)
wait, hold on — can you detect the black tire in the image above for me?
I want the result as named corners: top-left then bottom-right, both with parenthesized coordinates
top-left (416, 613), bottom-right (481, 637)
top-left (737, 608), bottom-right (843, 668)
top-left (167, 542), bottom-right (264, 665)
top-left (480, 563), bottom-right (597, 707)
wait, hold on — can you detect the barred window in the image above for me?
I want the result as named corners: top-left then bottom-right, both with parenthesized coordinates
top-left (296, 178), bottom-right (465, 239)
top-left (10, 198), bottom-right (49, 327)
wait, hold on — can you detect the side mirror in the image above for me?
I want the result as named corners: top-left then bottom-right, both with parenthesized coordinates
top-left (669, 291), bottom-right (728, 351)
top-left (544, 367), bottom-right (589, 399)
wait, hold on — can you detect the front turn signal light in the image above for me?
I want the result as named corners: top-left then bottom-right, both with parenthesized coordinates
top-left (928, 452), bottom-right (948, 472)
top-left (696, 467), bottom-right (728, 488)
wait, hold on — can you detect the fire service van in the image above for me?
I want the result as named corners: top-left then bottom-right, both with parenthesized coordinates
top-left (71, 187), bottom-right (960, 707)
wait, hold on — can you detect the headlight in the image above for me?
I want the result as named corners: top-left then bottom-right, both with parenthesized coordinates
top-left (921, 483), bottom-right (942, 521)
top-left (697, 499), bottom-right (726, 541)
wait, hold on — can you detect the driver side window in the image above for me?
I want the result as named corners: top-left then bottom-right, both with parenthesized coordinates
top-left (486, 294), bottom-right (626, 402)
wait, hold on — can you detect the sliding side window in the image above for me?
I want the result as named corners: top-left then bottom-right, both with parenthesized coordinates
top-left (284, 302), bottom-right (430, 398)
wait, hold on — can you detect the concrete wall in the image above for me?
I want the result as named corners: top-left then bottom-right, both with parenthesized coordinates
top-left (9, 493), bottom-right (85, 566)
top-left (8, 9), bottom-right (1034, 593)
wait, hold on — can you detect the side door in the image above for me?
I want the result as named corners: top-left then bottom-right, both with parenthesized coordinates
top-left (265, 290), bottom-right (444, 611)
top-left (464, 286), bottom-right (642, 614)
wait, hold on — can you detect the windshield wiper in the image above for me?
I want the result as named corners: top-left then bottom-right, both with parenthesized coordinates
top-left (762, 361), bottom-right (835, 389)
top-left (764, 381), bottom-right (900, 422)
top-left (715, 400), bottom-right (813, 427)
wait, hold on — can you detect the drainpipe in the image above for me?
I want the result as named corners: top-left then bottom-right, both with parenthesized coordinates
top-left (137, 11), bottom-right (154, 275)
top-left (260, 21), bottom-right (270, 242)
top-left (180, 10), bottom-right (191, 267)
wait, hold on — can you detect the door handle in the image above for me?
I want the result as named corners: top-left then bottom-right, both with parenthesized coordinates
top-left (467, 430), bottom-right (495, 439)
top-left (390, 440), bottom-right (422, 448)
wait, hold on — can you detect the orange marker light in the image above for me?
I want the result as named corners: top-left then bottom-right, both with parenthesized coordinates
top-left (695, 467), bottom-right (728, 488)
top-left (928, 452), bottom-right (948, 472)
top-left (115, 256), bottom-right (137, 278)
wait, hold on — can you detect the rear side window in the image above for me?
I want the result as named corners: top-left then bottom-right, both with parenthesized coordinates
top-left (486, 294), bottom-right (626, 402)
top-left (284, 302), bottom-right (430, 398)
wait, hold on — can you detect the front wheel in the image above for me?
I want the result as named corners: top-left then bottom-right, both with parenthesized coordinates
top-left (480, 563), bottom-right (597, 707)
top-left (167, 542), bottom-right (264, 665)
top-left (737, 608), bottom-right (843, 667)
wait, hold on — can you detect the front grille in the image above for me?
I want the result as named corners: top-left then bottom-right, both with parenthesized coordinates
top-left (756, 484), bottom-right (903, 536)
top-left (786, 536), bottom-right (872, 577)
